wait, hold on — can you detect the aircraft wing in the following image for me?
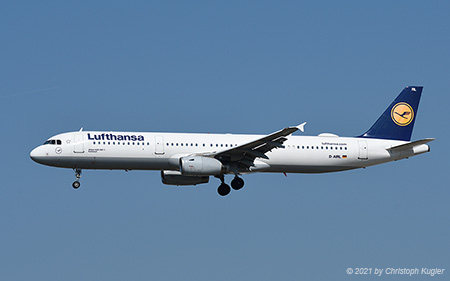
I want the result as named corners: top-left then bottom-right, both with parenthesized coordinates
top-left (203, 122), bottom-right (306, 171)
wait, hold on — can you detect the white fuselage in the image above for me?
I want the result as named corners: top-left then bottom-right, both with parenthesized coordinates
top-left (30, 131), bottom-right (430, 174)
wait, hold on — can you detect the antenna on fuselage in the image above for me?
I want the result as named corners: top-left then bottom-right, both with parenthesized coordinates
top-left (79, 127), bottom-right (83, 132)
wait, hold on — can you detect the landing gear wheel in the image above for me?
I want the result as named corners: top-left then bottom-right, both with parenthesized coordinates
top-left (72, 168), bottom-right (82, 189)
top-left (72, 181), bottom-right (80, 189)
top-left (231, 177), bottom-right (244, 190)
top-left (217, 183), bottom-right (231, 196)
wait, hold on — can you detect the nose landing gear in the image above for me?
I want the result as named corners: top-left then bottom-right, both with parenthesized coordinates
top-left (72, 168), bottom-right (82, 189)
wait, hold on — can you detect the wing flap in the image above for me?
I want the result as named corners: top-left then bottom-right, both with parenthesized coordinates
top-left (239, 149), bottom-right (269, 159)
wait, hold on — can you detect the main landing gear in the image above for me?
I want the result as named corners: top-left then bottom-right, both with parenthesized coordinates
top-left (72, 168), bottom-right (82, 189)
top-left (216, 175), bottom-right (245, 196)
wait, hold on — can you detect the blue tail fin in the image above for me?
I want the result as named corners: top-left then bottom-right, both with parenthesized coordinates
top-left (360, 86), bottom-right (423, 141)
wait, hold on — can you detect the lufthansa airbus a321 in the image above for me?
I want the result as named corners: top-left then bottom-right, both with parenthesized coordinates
top-left (30, 86), bottom-right (434, 196)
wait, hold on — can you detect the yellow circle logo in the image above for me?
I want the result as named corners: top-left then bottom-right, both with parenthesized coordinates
top-left (391, 102), bottom-right (414, 126)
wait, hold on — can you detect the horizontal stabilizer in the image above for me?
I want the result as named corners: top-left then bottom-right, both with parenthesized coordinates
top-left (387, 138), bottom-right (435, 151)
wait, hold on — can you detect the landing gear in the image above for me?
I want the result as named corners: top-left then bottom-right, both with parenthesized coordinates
top-left (216, 174), bottom-right (230, 196)
top-left (231, 176), bottom-right (244, 190)
top-left (72, 181), bottom-right (80, 189)
top-left (73, 168), bottom-right (82, 189)
top-left (218, 183), bottom-right (231, 196)
top-left (216, 174), bottom-right (245, 196)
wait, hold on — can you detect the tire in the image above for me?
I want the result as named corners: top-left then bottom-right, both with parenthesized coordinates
top-left (231, 177), bottom-right (244, 190)
top-left (217, 183), bottom-right (231, 196)
top-left (72, 181), bottom-right (80, 189)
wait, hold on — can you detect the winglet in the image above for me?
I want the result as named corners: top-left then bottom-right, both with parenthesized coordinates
top-left (297, 122), bottom-right (307, 133)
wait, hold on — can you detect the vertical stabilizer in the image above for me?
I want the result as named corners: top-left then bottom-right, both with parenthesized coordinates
top-left (360, 86), bottom-right (422, 141)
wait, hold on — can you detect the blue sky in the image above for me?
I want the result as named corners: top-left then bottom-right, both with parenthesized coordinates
top-left (1, 1), bottom-right (449, 280)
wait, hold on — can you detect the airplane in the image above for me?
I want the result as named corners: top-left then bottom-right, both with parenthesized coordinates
top-left (30, 86), bottom-right (434, 196)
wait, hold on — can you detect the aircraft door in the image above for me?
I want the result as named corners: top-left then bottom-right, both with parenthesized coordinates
top-left (73, 133), bottom-right (85, 153)
top-left (358, 140), bottom-right (368, 160)
top-left (154, 135), bottom-right (165, 155)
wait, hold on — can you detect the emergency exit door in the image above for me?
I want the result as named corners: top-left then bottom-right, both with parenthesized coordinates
top-left (154, 136), bottom-right (165, 155)
top-left (358, 140), bottom-right (368, 160)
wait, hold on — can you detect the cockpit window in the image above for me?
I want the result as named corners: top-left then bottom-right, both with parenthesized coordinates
top-left (43, 139), bottom-right (62, 145)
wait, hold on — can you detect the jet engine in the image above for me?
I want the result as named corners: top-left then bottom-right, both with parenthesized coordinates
top-left (161, 171), bottom-right (209, 186)
top-left (179, 156), bottom-right (224, 176)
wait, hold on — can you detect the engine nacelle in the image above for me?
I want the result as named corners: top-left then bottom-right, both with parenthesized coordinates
top-left (161, 171), bottom-right (209, 186)
top-left (179, 156), bottom-right (223, 176)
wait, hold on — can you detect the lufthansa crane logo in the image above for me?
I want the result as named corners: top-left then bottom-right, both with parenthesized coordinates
top-left (391, 102), bottom-right (414, 126)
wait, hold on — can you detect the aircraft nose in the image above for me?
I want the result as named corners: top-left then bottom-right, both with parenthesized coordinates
top-left (30, 146), bottom-right (46, 163)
